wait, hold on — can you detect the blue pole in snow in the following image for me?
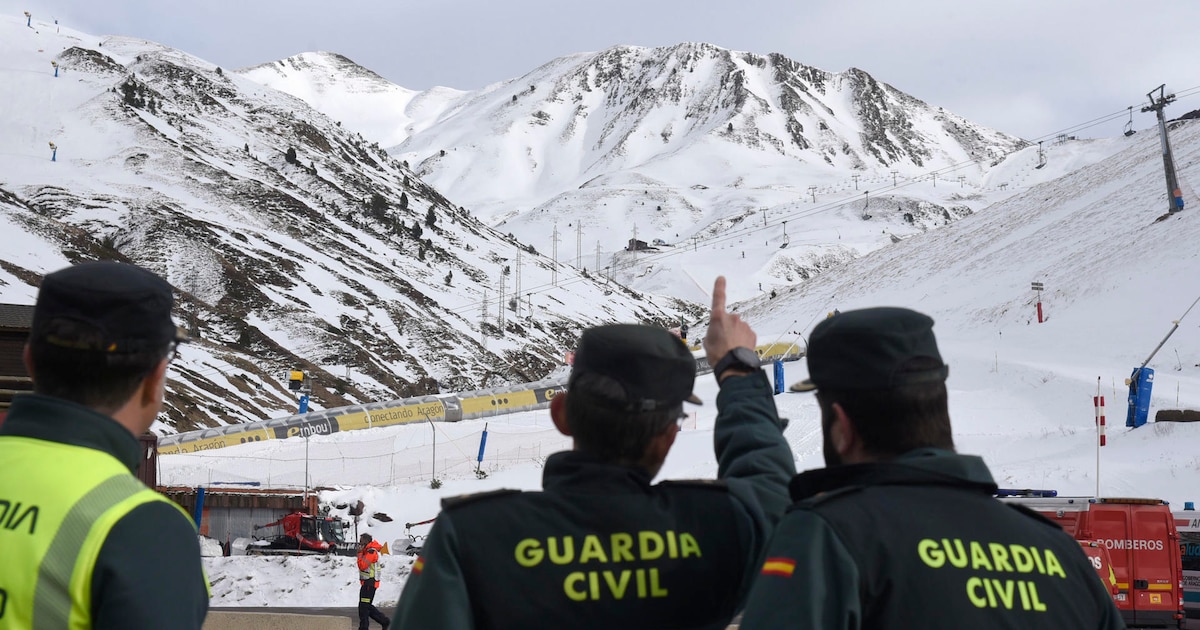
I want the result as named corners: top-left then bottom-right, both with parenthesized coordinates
top-left (476, 423), bottom-right (489, 472)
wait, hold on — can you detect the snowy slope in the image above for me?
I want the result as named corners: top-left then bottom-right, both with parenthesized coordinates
top-left (237, 52), bottom-right (465, 149)
top-left (172, 118), bottom-right (1200, 607)
top-left (0, 15), bottom-right (700, 431)
top-left (243, 43), bottom-right (1132, 304)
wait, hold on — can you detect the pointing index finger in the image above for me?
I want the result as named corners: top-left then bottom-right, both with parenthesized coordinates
top-left (711, 276), bottom-right (727, 317)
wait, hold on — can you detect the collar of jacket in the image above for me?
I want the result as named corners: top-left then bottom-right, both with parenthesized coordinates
top-left (0, 392), bottom-right (141, 472)
top-left (542, 450), bottom-right (655, 494)
top-left (789, 448), bottom-right (998, 502)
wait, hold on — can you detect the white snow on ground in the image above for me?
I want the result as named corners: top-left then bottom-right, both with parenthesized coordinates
top-left (167, 117), bottom-right (1200, 608)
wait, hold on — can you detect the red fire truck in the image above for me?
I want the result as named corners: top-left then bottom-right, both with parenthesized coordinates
top-left (1000, 491), bottom-right (1184, 629)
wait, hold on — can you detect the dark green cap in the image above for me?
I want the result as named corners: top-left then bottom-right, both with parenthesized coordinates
top-left (569, 324), bottom-right (701, 411)
top-left (790, 307), bottom-right (948, 392)
top-left (32, 261), bottom-right (188, 354)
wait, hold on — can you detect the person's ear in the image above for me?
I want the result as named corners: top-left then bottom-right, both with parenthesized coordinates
top-left (550, 392), bottom-right (571, 436)
top-left (140, 358), bottom-right (170, 407)
top-left (830, 402), bottom-right (858, 457)
top-left (640, 420), bottom-right (678, 477)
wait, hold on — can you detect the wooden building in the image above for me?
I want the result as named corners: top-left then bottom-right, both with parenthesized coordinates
top-left (0, 303), bottom-right (34, 425)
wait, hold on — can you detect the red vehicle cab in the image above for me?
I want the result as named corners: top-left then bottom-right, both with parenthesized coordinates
top-left (1000, 491), bottom-right (1184, 629)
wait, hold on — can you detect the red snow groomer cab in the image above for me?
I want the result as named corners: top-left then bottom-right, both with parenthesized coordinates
top-left (250, 511), bottom-right (353, 556)
top-left (999, 490), bottom-right (1184, 629)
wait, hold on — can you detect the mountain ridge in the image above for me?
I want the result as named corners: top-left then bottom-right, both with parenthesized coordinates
top-left (0, 15), bottom-right (698, 432)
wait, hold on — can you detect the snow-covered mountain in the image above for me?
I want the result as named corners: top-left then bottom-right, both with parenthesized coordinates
top-left (237, 52), bottom-right (465, 149)
top-left (244, 42), bottom-right (1133, 304)
top-left (0, 16), bottom-right (699, 432)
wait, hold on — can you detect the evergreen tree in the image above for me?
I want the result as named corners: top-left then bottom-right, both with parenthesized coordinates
top-left (410, 221), bottom-right (423, 239)
top-left (444, 270), bottom-right (453, 286)
top-left (399, 192), bottom-right (409, 211)
top-left (285, 147), bottom-right (298, 164)
top-left (121, 81), bottom-right (137, 106)
top-left (425, 207), bottom-right (436, 227)
top-left (369, 193), bottom-right (388, 220)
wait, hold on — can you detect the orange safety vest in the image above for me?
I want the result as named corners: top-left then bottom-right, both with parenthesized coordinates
top-left (357, 544), bottom-right (381, 581)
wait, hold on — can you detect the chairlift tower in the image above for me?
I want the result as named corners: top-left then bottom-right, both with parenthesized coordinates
top-left (514, 249), bottom-right (522, 318)
top-left (1141, 85), bottom-right (1184, 213)
top-left (551, 224), bottom-right (560, 286)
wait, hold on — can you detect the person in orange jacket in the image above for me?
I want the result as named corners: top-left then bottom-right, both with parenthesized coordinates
top-left (356, 535), bottom-right (389, 630)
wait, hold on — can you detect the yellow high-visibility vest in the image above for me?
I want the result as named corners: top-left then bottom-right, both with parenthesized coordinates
top-left (0, 436), bottom-right (196, 629)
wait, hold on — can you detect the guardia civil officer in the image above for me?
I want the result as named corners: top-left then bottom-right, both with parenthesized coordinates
top-left (392, 276), bottom-right (795, 629)
top-left (0, 262), bottom-right (209, 629)
top-left (738, 307), bottom-right (1124, 629)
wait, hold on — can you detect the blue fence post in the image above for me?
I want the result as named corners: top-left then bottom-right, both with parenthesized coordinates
top-left (475, 423), bottom-right (490, 478)
top-left (773, 361), bottom-right (785, 395)
top-left (475, 422), bottom-right (489, 460)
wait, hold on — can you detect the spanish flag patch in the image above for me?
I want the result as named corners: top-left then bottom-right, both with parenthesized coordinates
top-left (761, 557), bottom-right (796, 578)
top-left (413, 557), bottom-right (425, 575)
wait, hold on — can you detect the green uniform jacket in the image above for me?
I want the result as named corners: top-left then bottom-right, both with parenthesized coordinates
top-left (739, 448), bottom-right (1126, 630)
top-left (392, 370), bottom-right (795, 630)
top-left (0, 394), bottom-right (209, 629)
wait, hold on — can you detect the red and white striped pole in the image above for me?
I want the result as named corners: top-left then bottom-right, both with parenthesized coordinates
top-left (1032, 281), bottom-right (1045, 323)
top-left (1095, 377), bottom-right (1104, 497)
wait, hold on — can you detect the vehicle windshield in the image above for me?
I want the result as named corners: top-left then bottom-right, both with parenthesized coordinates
top-left (322, 520), bottom-right (346, 544)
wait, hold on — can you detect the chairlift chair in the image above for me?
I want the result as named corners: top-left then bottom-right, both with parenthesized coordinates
top-left (1124, 106), bottom-right (1136, 137)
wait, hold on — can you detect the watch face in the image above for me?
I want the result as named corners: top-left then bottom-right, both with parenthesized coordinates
top-left (735, 347), bottom-right (760, 367)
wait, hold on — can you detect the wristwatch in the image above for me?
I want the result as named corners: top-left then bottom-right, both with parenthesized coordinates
top-left (712, 347), bottom-right (761, 381)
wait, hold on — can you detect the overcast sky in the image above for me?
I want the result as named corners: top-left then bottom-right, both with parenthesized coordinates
top-left (13, 0), bottom-right (1200, 140)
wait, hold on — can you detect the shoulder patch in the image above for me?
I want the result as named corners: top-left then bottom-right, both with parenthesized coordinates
top-left (658, 478), bottom-right (730, 492)
top-left (440, 488), bottom-right (521, 510)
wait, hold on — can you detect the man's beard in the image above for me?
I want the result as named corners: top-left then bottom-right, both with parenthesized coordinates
top-left (821, 411), bottom-right (843, 467)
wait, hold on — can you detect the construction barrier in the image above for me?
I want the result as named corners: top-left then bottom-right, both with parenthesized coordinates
top-left (159, 339), bottom-right (803, 455)
top-left (159, 378), bottom-right (566, 454)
